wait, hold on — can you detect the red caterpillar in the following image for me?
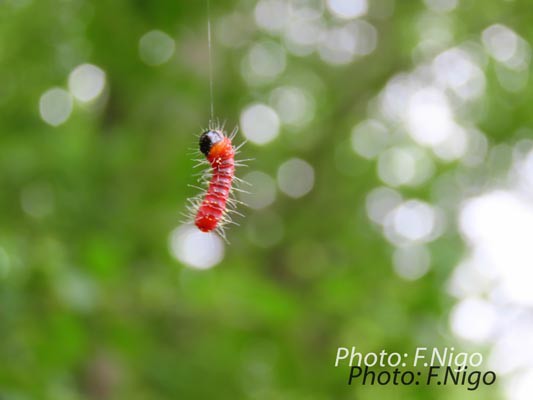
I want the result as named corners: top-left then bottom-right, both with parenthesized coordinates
top-left (195, 128), bottom-right (235, 232)
top-left (186, 125), bottom-right (245, 238)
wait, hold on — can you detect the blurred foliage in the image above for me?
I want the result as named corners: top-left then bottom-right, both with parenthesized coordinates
top-left (0, 0), bottom-right (528, 399)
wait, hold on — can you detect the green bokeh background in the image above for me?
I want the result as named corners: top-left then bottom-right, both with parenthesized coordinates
top-left (0, 0), bottom-right (527, 399)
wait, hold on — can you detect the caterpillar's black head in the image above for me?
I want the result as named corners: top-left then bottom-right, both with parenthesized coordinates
top-left (199, 130), bottom-right (224, 156)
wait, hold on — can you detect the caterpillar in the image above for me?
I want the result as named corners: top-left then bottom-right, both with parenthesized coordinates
top-left (186, 124), bottom-right (246, 240)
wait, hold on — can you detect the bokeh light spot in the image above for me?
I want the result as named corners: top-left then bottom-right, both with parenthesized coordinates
top-left (240, 103), bottom-right (280, 145)
top-left (283, 17), bottom-right (324, 56)
top-left (407, 87), bottom-right (455, 147)
top-left (377, 146), bottom-right (435, 187)
top-left (393, 245), bottom-right (431, 281)
top-left (39, 88), bottom-right (73, 126)
top-left (482, 24), bottom-right (519, 64)
top-left (318, 25), bottom-right (359, 65)
top-left (351, 119), bottom-right (389, 159)
top-left (433, 47), bottom-right (485, 100)
top-left (277, 158), bottom-right (315, 198)
top-left (169, 225), bottom-right (224, 270)
top-left (20, 182), bottom-right (54, 219)
top-left (450, 298), bottom-right (496, 343)
top-left (254, 0), bottom-right (288, 33)
top-left (242, 40), bottom-right (286, 84)
top-left (459, 191), bottom-right (533, 306)
top-left (139, 30), bottom-right (175, 66)
top-left (327, 0), bottom-right (368, 19)
top-left (270, 86), bottom-right (315, 127)
top-left (366, 186), bottom-right (403, 225)
top-left (384, 200), bottom-right (441, 245)
top-left (423, 0), bottom-right (458, 13)
top-left (68, 64), bottom-right (106, 102)
top-left (239, 171), bottom-right (277, 210)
